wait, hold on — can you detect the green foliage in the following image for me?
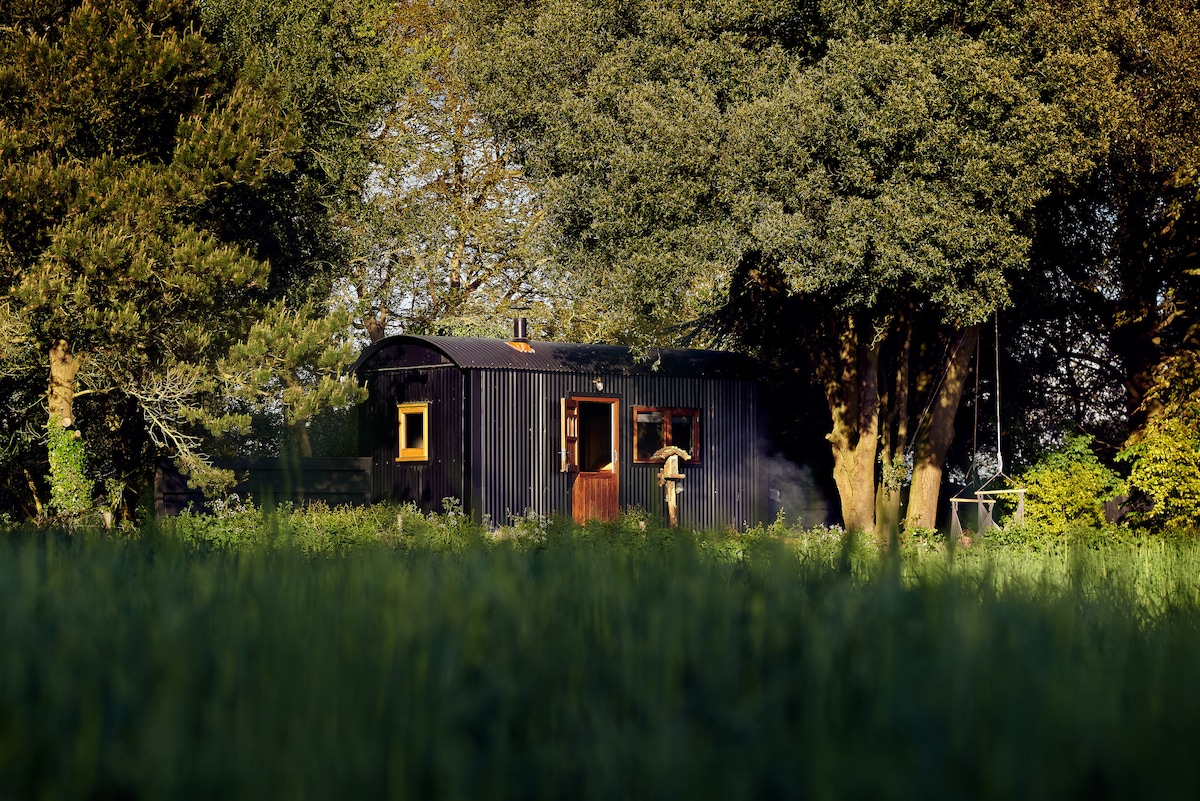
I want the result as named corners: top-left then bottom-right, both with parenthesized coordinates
top-left (200, 0), bottom-right (401, 198)
top-left (0, 0), bottom-right (306, 503)
top-left (730, 35), bottom-right (1097, 320)
top-left (1005, 0), bottom-right (1200, 454)
top-left (6, 524), bottom-right (1200, 798)
top-left (336, 0), bottom-right (555, 342)
top-left (1120, 417), bottom-right (1200, 532)
top-left (1019, 434), bottom-right (1125, 538)
top-left (1084, 301), bottom-right (1198, 532)
top-left (0, 0), bottom-right (409, 513)
top-left (45, 419), bottom-right (91, 518)
top-left (1115, 336), bottom-right (1200, 533)
top-left (198, 0), bottom-right (407, 314)
top-left (162, 499), bottom-right (491, 554)
top-left (217, 300), bottom-right (366, 457)
top-left (467, 0), bottom-right (1118, 344)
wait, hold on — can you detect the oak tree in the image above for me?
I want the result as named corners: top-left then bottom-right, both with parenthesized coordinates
top-left (338, 0), bottom-right (553, 343)
top-left (466, 0), bottom-right (1120, 536)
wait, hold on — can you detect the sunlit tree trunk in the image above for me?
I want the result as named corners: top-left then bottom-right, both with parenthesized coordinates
top-left (48, 339), bottom-right (81, 427)
top-left (906, 326), bottom-right (979, 531)
top-left (875, 316), bottom-right (912, 547)
top-left (822, 316), bottom-right (882, 534)
top-left (46, 338), bottom-right (90, 517)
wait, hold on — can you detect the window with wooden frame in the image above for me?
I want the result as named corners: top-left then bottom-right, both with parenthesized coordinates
top-left (633, 407), bottom-right (700, 464)
top-left (396, 402), bottom-right (430, 462)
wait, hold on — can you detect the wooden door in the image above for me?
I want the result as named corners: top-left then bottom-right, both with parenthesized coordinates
top-left (563, 397), bottom-right (619, 523)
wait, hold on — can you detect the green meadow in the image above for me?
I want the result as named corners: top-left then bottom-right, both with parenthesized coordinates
top-left (4, 507), bottom-right (1200, 800)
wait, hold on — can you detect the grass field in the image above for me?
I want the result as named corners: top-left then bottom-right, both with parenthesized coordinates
top-left (3, 508), bottom-right (1200, 799)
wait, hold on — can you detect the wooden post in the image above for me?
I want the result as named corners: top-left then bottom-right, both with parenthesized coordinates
top-left (654, 446), bottom-right (690, 528)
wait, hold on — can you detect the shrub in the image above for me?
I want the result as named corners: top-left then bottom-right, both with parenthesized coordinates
top-left (1019, 435), bottom-right (1124, 539)
top-left (1119, 416), bottom-right (1200, 533)
top-left (159, 497), bottom-right (487, 555)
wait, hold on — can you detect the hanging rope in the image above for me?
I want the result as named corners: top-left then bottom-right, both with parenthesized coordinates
top-left (952, 310), bottom-right (1025, 536)
top-left (994, 311), bottom-right (1003, 476)
top-left (967, 312), bottom-right (1006, 483)
top-left (971, 327), bottom-right (982, 481)
top-left (907, 328), bottom-right (973, 460)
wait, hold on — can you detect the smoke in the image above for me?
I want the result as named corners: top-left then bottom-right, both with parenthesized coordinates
top-left (762, 449), bottom-right (835, 529)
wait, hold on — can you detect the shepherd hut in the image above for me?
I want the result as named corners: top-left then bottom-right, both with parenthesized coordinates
top-left (351, 321), bottom-right (766, 528)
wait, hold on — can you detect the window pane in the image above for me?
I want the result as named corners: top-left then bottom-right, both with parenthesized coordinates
top-left (397, 402), bottom-right (430, 462)
top-left (403, 412), bottom-right (424, 450)
top-left (671, 414), bottom-right (694, 455)
top-left (635, 410), bottom-right (664, 461)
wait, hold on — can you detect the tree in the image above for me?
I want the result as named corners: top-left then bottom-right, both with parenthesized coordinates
top-left (0, 0), bottom-right (301, 513)
top-left (198, 0), bottom-right (404, 305)
top-left (1118, 281), bottom-right (1200, 532)
top-left (194, 0), bottom-right (413, 460)
top-left (336, 0), bottom-right (554, 343)
top-left (0, 0), bottom-right (411, 518)
top-left (218, 301), bottom-right (366, 459)
top-left (1012, 0), bottom-right (1200, 454)
top-left (465, 0), bottom-right (1120, 536)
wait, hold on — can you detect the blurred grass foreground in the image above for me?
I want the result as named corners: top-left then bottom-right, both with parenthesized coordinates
top-left (4, 506), bottom-right (1200, 800)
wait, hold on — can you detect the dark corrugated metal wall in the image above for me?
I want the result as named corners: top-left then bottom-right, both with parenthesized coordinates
top-left (364, 367), bottom-right (465, 507)
top-left (472, 370), bottom-right (764, 529)
top-left (362, 358), bottom-right (765, 529)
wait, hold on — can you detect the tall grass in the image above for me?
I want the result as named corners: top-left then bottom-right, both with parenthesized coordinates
top-left (3, 515), bottom-right (1200, 800)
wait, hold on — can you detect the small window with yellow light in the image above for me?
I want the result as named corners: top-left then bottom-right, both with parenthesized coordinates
top-left (396, 402), bottom-right (430, 462)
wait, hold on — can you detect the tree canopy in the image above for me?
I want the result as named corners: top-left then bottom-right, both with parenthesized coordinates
top-left (1014, 0), bottom-right (1200, 446)
top-left (333, 0), bottom-right (555, 343)
top-left (463, 0), bottom-right (1124, 535)
top-left (1, 0), bottom-right (1196, 534)
top-left (0, 0), bottom-right (392, 515)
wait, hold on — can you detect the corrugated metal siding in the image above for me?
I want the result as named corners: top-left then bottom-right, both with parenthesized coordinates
top-left (622, 375), bottom-right (763, 530)
top-left (472, 371), bottom-right (615, 523)
top-left (471, 370), bottom-right (764, 529)
top-left (474, 369), bottom-right (539, 524)
top-left (363, 367), bottom-right (465, 507)
top-left (358, 341), bottom-right (766, 528)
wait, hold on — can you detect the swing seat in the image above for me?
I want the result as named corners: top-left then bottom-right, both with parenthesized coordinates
top-left (949, 476), bottom-right (1025, 539)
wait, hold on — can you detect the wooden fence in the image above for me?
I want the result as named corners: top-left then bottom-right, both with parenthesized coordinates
top-left (155, 457), bottom-right (373, 516)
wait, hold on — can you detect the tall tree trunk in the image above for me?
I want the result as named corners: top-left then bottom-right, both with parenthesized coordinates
top-left (290, 420), bottom-right (314, 459)
top-left (822, 316), bottom-right (882, 534)
top-left (874, 478), bottom-right (900, 547)
top-left (875, 316), bottom-right (912, 547)
top-left (48, 339), bottom-right (81, 426)
top-left (46, 338), bottom-right (90, 517)
top-left (832, 432), bottom-right (878, 534)
top-left (905, 326), bottom-right (979, 531)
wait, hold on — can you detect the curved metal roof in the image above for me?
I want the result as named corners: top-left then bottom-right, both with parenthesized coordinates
top-left (352, 335), bottom-right (759, 380)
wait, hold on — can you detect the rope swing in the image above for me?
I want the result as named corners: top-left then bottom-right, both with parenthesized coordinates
top-left (950, 312), bottom-right (1026, 540)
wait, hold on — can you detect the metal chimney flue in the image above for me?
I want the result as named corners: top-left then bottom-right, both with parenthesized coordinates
top-left (512, 317), bottom-right (529, 342)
